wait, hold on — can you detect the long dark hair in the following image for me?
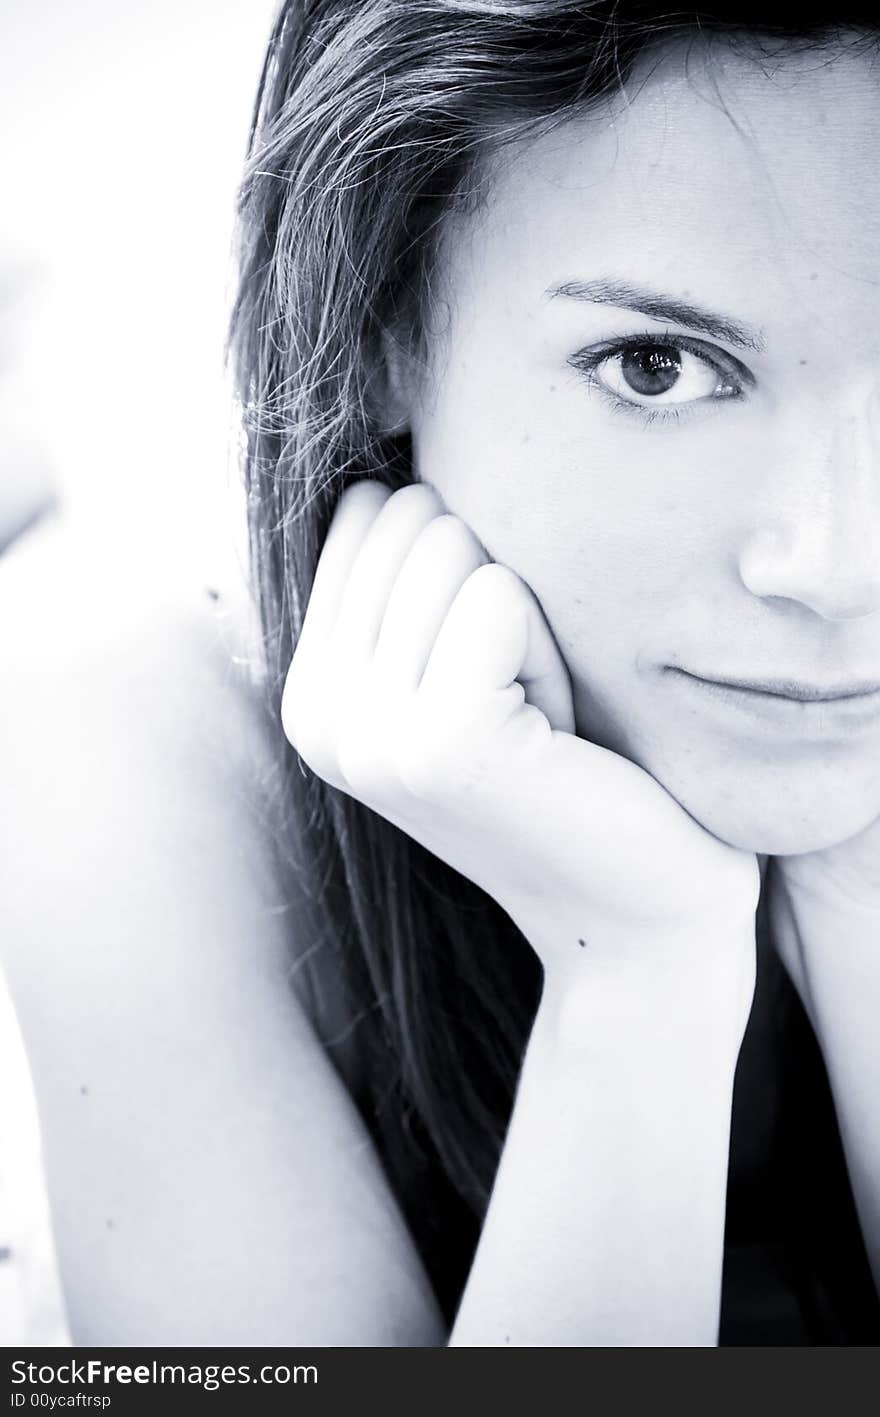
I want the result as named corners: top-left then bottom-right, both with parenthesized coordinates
top-left (230, 1), bottom-right (880, 1324)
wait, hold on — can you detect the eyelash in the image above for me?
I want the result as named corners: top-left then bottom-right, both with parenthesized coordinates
top-left (568, 332), bottom-right (753, 427)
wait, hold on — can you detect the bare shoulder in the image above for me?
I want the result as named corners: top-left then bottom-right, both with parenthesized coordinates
top-left (0, 519), bottom-right (444, 1345)
top-left (1, 515), bottom-right (284, 975)
top-left (1, 511), bottom-right (270, 775)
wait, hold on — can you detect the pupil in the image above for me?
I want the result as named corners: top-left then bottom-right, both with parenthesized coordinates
top-left (621, 345), bottom-right (681, 396)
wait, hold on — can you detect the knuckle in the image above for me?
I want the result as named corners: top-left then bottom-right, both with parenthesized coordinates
top-left (458, 561), bottom-right (527, 622)
top-left (468, 560), bottom-right (520, 597)
top-left (334, 478), bottom-right (391, 525)
top-left (427, 513), bottom-right (485, 557)
top-left (390, 481), bottom-right (445, 518)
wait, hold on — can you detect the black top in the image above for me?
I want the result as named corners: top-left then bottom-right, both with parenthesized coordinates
top-left (720, 909), bottom-right (880, 1345)
top-left (387, 888), bottom-right (880, 1341)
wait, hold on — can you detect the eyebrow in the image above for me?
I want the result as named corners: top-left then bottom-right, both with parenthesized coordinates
top-left (544, 277), bottom-right (766, 354)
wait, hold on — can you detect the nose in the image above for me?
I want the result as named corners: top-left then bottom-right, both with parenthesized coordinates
top-left (738, 401), bottom-right (880, 621)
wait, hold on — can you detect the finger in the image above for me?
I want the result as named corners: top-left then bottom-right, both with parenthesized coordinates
top-left (420, 562), bottom-right (575, 732)
top-left (297, 480), bottom-right (391, 653)
top-left (373, 514), bottom-right (490, 691)
top-left (332, 482), bottom-right (445, 667)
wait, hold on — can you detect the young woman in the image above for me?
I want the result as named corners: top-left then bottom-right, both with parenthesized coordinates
top-left (230, 0), bottom-right (880, 1345)
top-left (5, 0), bottom-right (880, 1346)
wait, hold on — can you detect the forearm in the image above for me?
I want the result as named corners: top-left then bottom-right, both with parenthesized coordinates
top-left (449, 910), bottom-right (755, 1347)
top-left (777, 894), bottom-right (880, 1287)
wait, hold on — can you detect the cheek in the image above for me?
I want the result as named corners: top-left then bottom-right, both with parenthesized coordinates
top-left (413, 365), bottom-right (753, 698)
top-left (416, 382), bottom-right (698, 594)
top-left (415, 368), bottom-right (880, 855)
top-left (646, 730), bottom-right (880, 855)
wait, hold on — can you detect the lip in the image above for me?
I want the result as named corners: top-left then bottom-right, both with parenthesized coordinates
top-left (666, 667), bottom-right (880, 735)
top-left (677, 671), bottom-right (880, 702)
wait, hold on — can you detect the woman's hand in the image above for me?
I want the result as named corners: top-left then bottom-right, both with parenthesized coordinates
top-left (283, 480), bottom-right (760, 985)
top-left (283, 478), bottom-right (764, 1343)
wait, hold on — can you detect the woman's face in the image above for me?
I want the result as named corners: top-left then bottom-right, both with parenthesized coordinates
top-left (407, 39), bottom-right (880, 856)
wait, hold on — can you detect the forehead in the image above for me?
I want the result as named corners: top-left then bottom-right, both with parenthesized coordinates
top-left (449, 37), bottom-right (880, 325)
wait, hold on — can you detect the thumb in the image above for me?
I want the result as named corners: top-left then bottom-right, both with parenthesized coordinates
top-left (420, 562), bottom-right (576, 733)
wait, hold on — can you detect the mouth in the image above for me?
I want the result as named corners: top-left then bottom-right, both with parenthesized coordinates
top-left (665, 667), bottom-right (880, 735)
top-left (675, 671), bottom-right (880, 702)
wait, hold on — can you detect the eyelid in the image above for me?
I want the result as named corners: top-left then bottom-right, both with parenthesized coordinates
top-left (568, 331), bottom-right (756, 388)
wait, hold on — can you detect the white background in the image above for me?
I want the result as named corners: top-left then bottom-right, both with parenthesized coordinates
top-left (2, 0), bottom-right (278, 576)
top-left (1, 0), bottom-right (280, 1343)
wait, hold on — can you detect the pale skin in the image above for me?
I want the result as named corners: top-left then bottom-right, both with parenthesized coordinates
top-left (0, 267), bottom-right (56, 554)
top-left (2, 37), bottom-right (879, 1343)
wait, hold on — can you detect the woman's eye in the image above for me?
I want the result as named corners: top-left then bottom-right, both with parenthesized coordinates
top-left (597, 343), bottom-right (730, 405)
top-left (580, 340), bottom-right (740, 411)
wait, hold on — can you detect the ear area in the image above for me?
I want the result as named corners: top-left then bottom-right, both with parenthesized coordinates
top-left (370, 324), bottom-right (419, 435)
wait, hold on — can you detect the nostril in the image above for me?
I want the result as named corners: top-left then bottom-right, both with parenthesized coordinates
top-left (816, 590), bottom-right (880, 623)
top-left (739, 550), bottom-right (880, 622)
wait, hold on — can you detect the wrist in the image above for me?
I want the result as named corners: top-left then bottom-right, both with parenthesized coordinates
top-left (531, 911), bottom-right (756, 1069)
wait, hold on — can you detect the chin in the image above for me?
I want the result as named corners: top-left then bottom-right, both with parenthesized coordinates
top-left (670, 780), bottom-right (878, 859)
top-left (574, 689), bottom-right (880, 859)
